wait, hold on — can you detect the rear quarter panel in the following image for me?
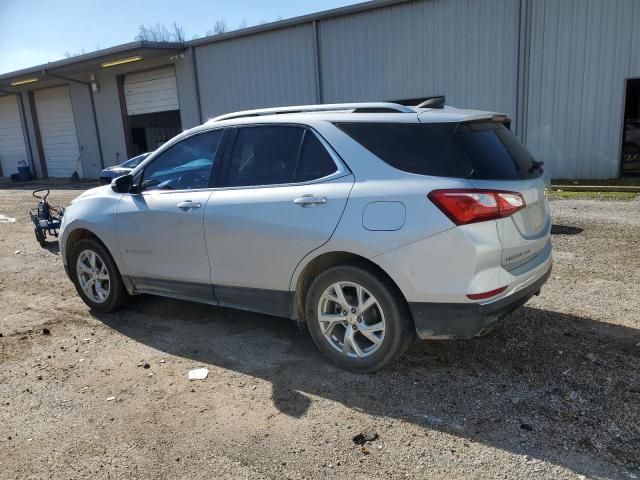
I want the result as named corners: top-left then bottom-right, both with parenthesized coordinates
top-left (290, 120), bottom-right (475, 291)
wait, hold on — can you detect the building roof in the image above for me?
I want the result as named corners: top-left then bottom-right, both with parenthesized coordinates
top-left (0, 0), bottom-right (412, 83)
top-left (0, 41), bottom-right (183, 85)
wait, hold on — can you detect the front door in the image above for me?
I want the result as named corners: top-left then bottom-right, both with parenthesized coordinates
top-left (116, 129), bottom-right (224, 300)
top-left (204, 125), bottom-right (354, 316)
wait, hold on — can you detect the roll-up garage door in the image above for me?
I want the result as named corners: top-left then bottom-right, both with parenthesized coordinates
top-left (0, 95), bottom-right (29, 178)
top-left (34, 86), bottom-right (81, 178)
top-left (124, 66), bottom-right (180, 115)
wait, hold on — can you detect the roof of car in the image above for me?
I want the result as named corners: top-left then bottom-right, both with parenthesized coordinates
top-left (202, 103), bottom-right (503, 128)
top-left (170, 103), bottom-right (507, 145)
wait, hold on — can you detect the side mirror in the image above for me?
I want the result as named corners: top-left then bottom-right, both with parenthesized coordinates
top-left (111, 174), bottom-right (133, 193)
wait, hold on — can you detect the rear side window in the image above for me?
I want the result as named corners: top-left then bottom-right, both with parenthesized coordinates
top-left (228, 126), bottom-right (337, 187)
top-left (336, 122), bottom-right (540, 180)
top-left (336, 123), bottom-right (466, 178)
top-left (295, 132), bottom-right (338, 182)
top-left (455, 122), bottom-right (538, 180)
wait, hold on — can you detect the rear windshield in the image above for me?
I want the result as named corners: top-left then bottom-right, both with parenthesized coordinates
top-left (335, 121), bottom-right (541, 180)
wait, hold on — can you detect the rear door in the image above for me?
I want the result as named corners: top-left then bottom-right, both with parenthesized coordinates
top-left (204, 125), bottom-right (354, 315)
top-left (456, 121), bottom-right (551, 270)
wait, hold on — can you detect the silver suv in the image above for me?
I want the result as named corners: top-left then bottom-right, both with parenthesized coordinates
top-left (60, 101), bottom-right (552, 372)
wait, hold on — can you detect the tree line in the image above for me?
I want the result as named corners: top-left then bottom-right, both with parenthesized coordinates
top-left (63, 17), bottom-right (282, 58)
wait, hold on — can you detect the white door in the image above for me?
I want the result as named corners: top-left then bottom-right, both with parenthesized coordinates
top-left (0, 95), bottom-right (29, 178)
top-left (34, 86), bottom-right (81, 178)
top-left (204, 126), bottom-right (354, 296)
top-left (124, 67), bottom-right (179, 116)
top-left (116, 129), bottom-right (224, 297)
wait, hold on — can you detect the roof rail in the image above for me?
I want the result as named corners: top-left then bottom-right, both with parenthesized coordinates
top-left (387, 95), bottom-right (446, 108)
top-left (416, 96), bottom-right (445, 109)
top-left (209, 102), bottom-right (414, 122)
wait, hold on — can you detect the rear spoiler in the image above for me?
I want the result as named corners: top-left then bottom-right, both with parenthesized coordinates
top-left (459, 114), bottom-right (512, 130)
top-left (490, 114), bottom-right (512, 129)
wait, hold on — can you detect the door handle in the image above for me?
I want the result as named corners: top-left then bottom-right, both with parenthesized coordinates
top-left (293, 196), bottom-right (327, 207)
top-left (177, 201), bottom-right (202, 211)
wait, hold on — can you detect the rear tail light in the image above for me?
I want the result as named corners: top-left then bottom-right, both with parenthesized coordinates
top-left (428, 189), bottom-right (525, 225)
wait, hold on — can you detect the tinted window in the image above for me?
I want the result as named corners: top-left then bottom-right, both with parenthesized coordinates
top-left (295, 132), bottom-right (338, 182)
top-left (142, 130), bottom-right (222, 191)
top-left (228, 126), bottom-right (304, 187)
top-left (456, 122), bottom-right (539, 180)
top-left (336, 122), bottom-right (540, 180)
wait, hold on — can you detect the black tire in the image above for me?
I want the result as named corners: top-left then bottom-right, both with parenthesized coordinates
top-left (34, 227), bottom-right (46, 248)
top-left (305, 265), bottom-right (414, 373)
top-left (69, 238), bottom-right (129, 313)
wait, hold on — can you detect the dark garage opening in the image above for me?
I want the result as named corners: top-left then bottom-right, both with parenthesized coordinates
top-left (622, 78), bottom-right (640, 176)
top-left (128, 110), bottom-right (182, 157)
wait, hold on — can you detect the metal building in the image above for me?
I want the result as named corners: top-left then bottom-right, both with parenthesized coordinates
top-left (0, 0), bottom-right (639, 180)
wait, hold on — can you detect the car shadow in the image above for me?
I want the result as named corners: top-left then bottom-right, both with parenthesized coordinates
top-left (92, 299), bottom-right (640, 477)
top-left (0, 179), bottom-right (95, 191)
top-left (551, 224), bottom-right (584, 235)
top-left (43, 240), bottom-right (60, 255)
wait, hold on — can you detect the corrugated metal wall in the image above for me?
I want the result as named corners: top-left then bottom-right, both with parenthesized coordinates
top-left (318, 0), bottom-right (521, 128)
top-left (92, 73), bottom-right (128, 168)
top-left (20, 91), bottom-right (44, 178)
top-left (524, 0), bottom-right (640, 179)
top-left (175, 48), bottom-right (201, 129)
top-left (195, 24), bottom-right (318, 119)
top-left (69, 82), bottom-right (102, 178)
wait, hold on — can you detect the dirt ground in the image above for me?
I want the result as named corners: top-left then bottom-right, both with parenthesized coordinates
top-left (1, 183), bottom-right (639, 480)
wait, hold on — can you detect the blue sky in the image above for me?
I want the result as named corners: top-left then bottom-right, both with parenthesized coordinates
top-left (0, 0), bottom-right (359, 74)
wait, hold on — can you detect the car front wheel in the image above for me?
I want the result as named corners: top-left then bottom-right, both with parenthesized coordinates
top-left (70, 238), bottom-right (129, 313)
top-left (305, 265), bottom-right (413, 373)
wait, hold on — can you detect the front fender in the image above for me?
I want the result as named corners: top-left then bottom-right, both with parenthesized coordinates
top-left (59, 188), bottom-right (123, 273)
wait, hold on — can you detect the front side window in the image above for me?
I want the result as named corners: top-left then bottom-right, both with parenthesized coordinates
top-left (141, 130), bottom-right (223, 191)
top-left (227, 126), bottom-right (338, 187)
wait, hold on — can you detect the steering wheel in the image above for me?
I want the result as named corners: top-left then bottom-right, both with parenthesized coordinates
top-left (176, 172), bottom-right (207, 190)
top-left (33, 189), bottom-right (50, 200)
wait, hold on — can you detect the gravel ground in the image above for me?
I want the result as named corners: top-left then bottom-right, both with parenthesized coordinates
top-left (1, 184), bottom-right (639, 480)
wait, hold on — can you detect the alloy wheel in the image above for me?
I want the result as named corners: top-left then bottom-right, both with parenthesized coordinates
top-left (317, 281), bottom-right (386, 358)
top-left (76, 250), bottom-right (111, 304)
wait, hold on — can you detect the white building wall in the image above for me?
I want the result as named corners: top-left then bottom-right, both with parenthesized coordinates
top-left (524, 0), bottom-right (640, 179)
top-left (318, 0), bottom-right (521, 130)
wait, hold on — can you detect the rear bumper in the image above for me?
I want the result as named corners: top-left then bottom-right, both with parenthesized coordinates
top-left (409, 263), bottom-right (552, 340)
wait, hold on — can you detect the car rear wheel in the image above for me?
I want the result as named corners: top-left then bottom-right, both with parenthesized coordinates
top-left (305, 265), bottom-right (413, 373)
top-left (70, 238), bottom-right (129, 313)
